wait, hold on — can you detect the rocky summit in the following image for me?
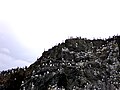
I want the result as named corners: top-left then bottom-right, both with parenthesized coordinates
top-left (0, 36), bottom-right (120, 90)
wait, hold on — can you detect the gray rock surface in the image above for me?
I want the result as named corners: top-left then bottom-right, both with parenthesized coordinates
top-left (0, 36), bottom-right (120, 90)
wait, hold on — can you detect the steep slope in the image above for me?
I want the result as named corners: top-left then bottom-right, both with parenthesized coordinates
top-left (0, 36), bottom-right (120, 90)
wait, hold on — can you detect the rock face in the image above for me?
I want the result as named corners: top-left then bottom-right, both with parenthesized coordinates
top-left (0, 36), bottom-right (120, 90)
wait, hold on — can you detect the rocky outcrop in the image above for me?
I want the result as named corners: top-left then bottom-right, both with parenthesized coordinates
top-left (0, 36), bottom-right (120, 90)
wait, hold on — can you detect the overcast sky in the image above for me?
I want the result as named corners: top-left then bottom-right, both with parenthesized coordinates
top-left (0, 0), bottom-right (120, 71)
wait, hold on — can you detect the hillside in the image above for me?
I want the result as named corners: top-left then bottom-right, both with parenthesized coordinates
top-left (0, 36), bottom-right (120, 90)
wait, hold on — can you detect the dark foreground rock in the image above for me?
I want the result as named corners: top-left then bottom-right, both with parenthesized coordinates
top-left (0, 36), bottom-right (120, 90)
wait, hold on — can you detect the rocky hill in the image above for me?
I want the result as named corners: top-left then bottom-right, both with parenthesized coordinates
top-left (0, 36), bottom-right (120, 90)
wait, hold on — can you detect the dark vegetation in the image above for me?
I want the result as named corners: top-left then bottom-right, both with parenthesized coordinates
top-left (0, 36), bottom-right (120, 90)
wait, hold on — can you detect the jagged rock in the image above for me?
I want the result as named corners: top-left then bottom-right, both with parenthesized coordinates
top-left (0, 36), bottom-right (120, 90)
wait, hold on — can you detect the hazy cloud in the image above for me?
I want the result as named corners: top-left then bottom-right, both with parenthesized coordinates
top-left (0, 51), bottom-right (30, 71)
top-left (0, 23), bottom-right (35, 71)
top-left (0, 48), bottom-right (10, 55)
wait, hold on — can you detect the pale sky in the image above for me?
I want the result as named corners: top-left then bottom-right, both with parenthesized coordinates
top-left (0, 0), bottom-right (120, 71)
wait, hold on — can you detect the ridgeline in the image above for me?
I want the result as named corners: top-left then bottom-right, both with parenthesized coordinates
top-left (0, 36), bottom-right (120, 90)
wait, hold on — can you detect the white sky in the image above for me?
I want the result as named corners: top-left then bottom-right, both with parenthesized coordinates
top-left (0, 0), bottom-right (120, 70)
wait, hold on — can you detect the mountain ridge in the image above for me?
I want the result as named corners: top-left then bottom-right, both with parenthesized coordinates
top-left (0, 36), bottom-right (120, 90)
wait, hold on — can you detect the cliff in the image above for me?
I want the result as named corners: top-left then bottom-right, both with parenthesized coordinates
top-left (0, 36), bottom-right (120, 90)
